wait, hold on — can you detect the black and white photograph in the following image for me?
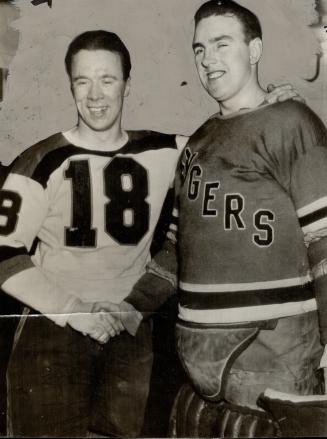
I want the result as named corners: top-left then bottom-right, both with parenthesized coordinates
top-left (0, 0), bottom-right (326, 437)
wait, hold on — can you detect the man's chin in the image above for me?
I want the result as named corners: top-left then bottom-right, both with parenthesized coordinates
top-left (85, 121), bottom-right (114, 132)
top-left (206, 88), bottom-right (225, 103)
top-left (201, 80), bottom-right (225, 101)
top-left (91, 125), bottom-right (112, 132)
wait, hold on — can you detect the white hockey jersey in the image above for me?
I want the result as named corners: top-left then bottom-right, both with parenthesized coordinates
top-left (0, 130), bottom-right (183, 323)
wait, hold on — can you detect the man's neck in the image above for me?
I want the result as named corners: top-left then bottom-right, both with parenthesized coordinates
top-left (218, 82), bottom-right (267, 116)
top-left (67, 123), bottom-right (128, 150)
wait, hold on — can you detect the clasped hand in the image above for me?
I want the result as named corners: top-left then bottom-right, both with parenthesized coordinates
top-left (67, 300), bottom-right (124, 344)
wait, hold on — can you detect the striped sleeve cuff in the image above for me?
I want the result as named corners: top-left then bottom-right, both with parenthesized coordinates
top-left (0, 246), bottom-right (33, 286)
top-left (297, 197), bottom-right (327, 235)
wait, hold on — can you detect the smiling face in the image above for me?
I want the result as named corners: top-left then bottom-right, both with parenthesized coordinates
top-left (71, 49), bottom-right (130, 133)
top-left (193, 14), bottom-right (254, 104)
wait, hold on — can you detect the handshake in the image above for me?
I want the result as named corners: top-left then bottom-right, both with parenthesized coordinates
top-left (66, 299), bottom-right (143, 344)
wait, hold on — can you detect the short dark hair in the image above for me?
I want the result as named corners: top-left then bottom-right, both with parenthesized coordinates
top-left (194, 0), bottom-right (262, 43)
top-left (65, 30), bottom-right (131, 80)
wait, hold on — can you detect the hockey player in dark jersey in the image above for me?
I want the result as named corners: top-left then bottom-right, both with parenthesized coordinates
top-left (122, 0), bottom-right (327, 436)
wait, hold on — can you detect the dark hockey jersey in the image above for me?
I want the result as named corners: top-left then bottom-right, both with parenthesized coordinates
top-left (126, 101), bottom-right (327, 325)
top-left (178, 101), bottom-right (327, 323)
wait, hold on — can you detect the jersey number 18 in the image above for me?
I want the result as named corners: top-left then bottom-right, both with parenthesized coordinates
top-left (65, 157), bottom-right (149, 247)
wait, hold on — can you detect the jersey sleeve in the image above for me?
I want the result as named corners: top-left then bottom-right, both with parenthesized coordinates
top-left (285, 107), bottom-right (327, 346)
top-left (125, 136), bottom-right (188, 314)
top-left (0, 154), bottom-right (77, 325)
top-left (3, 267), bottom-right (79, 326)
top-left (266, 102), bottom-right (327, 226)
top-left (124, 181), bottom-right (180, 315)
top-left (269, 103), bottom-right (327, 345)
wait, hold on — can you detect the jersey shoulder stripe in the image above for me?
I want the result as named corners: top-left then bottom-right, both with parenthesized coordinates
top-left (8, 130), bottom-right (178, 189)
top-left (32, 130), bottom-right (178, 187)
top-left (126, 130), bottom-right (177, 153)
top-left (10, 133), bottom-right (68, 180)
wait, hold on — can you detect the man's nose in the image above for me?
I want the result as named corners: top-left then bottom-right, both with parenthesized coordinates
top-left (88, 82), bottom-right (103, 100)
top-left (201, 49), bottom-right (216, 68)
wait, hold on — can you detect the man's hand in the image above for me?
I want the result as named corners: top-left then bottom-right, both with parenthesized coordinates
top-left (93, 301), bottom-right (143, 336)
top-left (67, 300), bottom-right (123, 344)
top-left (265, 83), bottom-right (305, 104)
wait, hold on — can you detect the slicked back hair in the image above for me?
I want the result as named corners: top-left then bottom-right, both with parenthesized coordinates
top-left (194, 0), bottom-right (262, 43)
top-left (65, 30), bottom-right (131, 81)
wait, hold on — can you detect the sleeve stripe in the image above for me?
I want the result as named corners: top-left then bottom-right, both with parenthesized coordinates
top-left (303, 218), bottom-right (327, 235)
top-left (297, 196), bottom-right (327, 218)
top-left (0, 246), bottom-right (33, 286)
top-left (298, 206), bottom-right (327, 228)
top-left (0, 246), bottom-right (27, 263)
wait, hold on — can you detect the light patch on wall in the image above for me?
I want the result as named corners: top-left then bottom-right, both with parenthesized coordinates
top-left (285, 0), bottom-right (319, 26)
top-left (0, 0), bottom-right (20, 101)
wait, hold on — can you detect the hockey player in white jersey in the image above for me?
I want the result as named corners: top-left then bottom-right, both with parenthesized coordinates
top-left (0, 30), bottom-right (187, 437)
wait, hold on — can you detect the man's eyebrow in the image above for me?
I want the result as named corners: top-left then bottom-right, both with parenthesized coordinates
top-left (192, 35), bottom-right (233, 50)
top-left (72, 75), bottom-right (88, 81)
top-left (101, 74), bottom-right (118, 80)
top-left (72, 73), bottom-right (118, 81)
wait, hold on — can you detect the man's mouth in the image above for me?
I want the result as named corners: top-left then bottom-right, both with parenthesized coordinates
top-left (207, 70), bottom-right (225, 80)
top-left (88, 106), bottom-right (108, 117)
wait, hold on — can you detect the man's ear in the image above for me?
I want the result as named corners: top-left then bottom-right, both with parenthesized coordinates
top-left (124, 77), bottom-right (131, 97)
top-left (249, 37), bottom-right (263, 65)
